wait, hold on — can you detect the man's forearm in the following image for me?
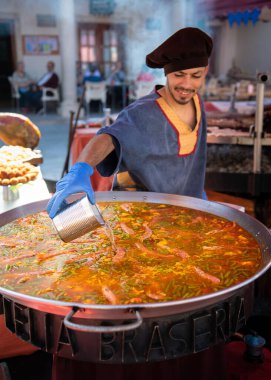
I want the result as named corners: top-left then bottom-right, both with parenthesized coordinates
top-left (77, 133), bottom-right (115, 167)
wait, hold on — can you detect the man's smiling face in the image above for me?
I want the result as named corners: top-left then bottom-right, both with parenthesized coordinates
top-left (166, 67), bottom-right (208, 105)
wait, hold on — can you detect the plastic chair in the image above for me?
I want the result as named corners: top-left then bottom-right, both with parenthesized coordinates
top-left (41, 87), bottom-right (60, 114)
top-left (84, 81), bottom-right (106, 114)
top-left (8, 77), bottom-right (20, 110)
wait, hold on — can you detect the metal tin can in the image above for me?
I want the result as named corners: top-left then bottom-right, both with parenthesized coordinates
top-left (3, 185), bottom-right (19, 201)
top-left (52, 196), bottom-right (105, 242)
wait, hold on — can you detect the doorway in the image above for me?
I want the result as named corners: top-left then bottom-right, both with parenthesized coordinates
top-left (0, 20), bottom-right (16, 107)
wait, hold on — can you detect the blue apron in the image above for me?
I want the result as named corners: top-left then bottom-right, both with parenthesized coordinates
top-left (97, 88), bottom-right (207, 199)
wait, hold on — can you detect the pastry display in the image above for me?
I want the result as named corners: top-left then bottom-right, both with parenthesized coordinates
top-left (0, 145), bottom-right (41, 164)
top-left (0, 162), bottom-right (39, 186)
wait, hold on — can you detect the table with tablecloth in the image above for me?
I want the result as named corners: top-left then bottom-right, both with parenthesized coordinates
top-left (71, 127), bottom-right (113, 191)
top-left (0, 168), bottom-right (50, 213)
top-left (106, 83), bottom-right (129, 110)
top-left (205, 99), bottom-right (271, 114)
top-left (0, 169), bottom-right (50, 359)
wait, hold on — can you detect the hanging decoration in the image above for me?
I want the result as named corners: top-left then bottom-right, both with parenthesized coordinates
top-left (227, 8), bottom-right (261, 27)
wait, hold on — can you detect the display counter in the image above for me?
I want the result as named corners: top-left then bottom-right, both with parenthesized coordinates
top-left (0, 168), bottom-right (49, 359)
top-left (0, 169), bottom-right (50, 213)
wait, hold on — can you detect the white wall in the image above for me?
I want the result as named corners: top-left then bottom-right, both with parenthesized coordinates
top-left (21, 0), bottom-right (61, 81)
top-left (0, 0), bottom-right (207, 83)
top-left (123, 0), bottom-right (172, 80)
top-left (215, 21), bottom-right (239, 77)
top-left (0, 0), bottom-right (61, 81)
top-left (235, 22), bottom-right (271, 75)
top-left (5, 0), bottom-right (271, 85)
top-left (75, 0), bottom-right (173, 80)
top-left (215, 20), bottom-right (271, 79)
top-left (92, 0), bottom-right (171, 81)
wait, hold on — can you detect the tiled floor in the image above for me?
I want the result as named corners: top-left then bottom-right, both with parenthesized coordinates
top-left (30, 113), bottom-right (70, 182)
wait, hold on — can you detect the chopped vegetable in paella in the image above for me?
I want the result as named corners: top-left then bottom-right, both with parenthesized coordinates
top-left (0, 202), bottom-right (261, 304)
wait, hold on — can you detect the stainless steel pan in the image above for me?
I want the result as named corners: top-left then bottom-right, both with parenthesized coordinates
top-left (0, 192), bottom-right (270, 323)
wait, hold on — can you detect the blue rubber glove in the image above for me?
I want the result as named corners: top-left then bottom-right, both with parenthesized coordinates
top-left (47, 162), bottom-right (94, 219)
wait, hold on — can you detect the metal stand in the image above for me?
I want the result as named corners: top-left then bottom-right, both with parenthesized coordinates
top-left (253, 73), bottom-right (269, 174)
top-left (250, 73), bottom-right (269, 222)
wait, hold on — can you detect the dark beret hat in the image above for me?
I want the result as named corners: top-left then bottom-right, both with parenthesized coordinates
top-left (146, 27), bottom-right (213, 75)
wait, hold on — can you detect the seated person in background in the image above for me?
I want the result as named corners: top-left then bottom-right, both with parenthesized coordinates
top-left (12, 61), bottom-right (34, 110)
top-left (37, 60), bottom-right (59, 89)
top-left (27, 61), bottom-right (59, 113)
top-left (83, 63), bottom-right (104, 112)
top-left (83, 63), bottom-right (103, 83)
top-left (107, 61), bottom-right (126, 85)
top-left (107, 61), bottom-right (127, 109)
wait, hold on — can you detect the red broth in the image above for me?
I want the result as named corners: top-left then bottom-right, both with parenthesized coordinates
top-left (0, 202), bottom-right (261, 304)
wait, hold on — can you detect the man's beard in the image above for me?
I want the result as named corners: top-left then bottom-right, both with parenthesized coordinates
top-left (169, 86), bottom-right (195, 105)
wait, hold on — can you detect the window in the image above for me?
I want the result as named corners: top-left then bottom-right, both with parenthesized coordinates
top-left (80, 29), bottom-right (96, 62)
top-left (78, 23), bottom-right (126, 78)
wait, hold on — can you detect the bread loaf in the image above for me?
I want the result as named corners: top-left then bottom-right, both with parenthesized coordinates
top-left (0, 113), bottom-right (41, 149)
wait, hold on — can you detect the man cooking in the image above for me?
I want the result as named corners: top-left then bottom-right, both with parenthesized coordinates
top-left (47, 27), bottom-right (213, 219)
top-left (47, 27), bottom-right (229, 380)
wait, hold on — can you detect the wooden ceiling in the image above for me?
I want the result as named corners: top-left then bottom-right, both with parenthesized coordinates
top-left (195, 0), bottom-right (271, 18)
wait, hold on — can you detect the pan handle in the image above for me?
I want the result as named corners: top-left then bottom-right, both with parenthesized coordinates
top-left (64, 308), bottom-right (143, 333)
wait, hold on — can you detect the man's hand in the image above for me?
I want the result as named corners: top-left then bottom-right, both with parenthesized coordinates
top-left (47, 162), bottom-right (94, 219)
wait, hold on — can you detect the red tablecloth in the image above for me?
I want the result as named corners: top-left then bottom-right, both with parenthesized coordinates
top-left (204, 101), bottom-right (223, 112)
top-left (71, 127), bottom-right (113, 191)
top-left (225, 341), bottom-right (271, 380)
